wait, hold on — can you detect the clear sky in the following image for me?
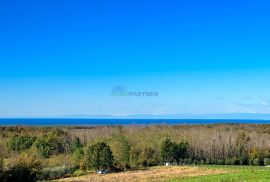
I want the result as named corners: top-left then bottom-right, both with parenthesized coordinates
top-left (1, 0), bottom-right (270, 117)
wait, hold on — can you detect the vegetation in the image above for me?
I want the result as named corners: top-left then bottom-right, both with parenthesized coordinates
top-left (160, 138), bottom-right (188, 163)
top-left (85, 141), bottom-right (114, 171)
top-left (1, 124), bottom-right (270, 181)
top-left (8, 135), bottom-right (36, 153)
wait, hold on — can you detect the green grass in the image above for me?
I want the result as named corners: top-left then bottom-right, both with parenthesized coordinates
top-left (169, 165), bottom-right (270, 182)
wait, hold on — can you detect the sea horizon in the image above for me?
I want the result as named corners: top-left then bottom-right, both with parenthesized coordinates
top-left (1, 118), bottom-right (270, 126)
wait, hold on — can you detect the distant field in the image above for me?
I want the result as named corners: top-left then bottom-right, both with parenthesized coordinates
top-left (57, 165), bottom-right (270, 182)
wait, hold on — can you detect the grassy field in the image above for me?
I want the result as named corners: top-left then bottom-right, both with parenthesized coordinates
top-left (57, 166), bottom-right (226, 182)
top-left (171, 165), bottom-right (270, 182)
top-left (57, 165), bottom-right (270, 182)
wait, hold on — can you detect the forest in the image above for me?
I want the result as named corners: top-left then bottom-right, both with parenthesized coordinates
top-left (0, 124), bottom-right (270, 181)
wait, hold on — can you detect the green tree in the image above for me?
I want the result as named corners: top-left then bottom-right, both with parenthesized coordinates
top-left (35, 137), bottom-right (52, 158)
top-left (73, 148), bottom-right (84, 164)
top-left (85, 142), bottom-right (114, 171)
top-left (129, 147), bottom-right (141, 169)
top-left (174, 140), bottom-right (189, 162)
top-left (35, 129), bottom-right (71, 158)
top-left (139, 147), bottom-right (160, 167)
top-left (160, 138), bottom-right (175, 163)
top-left (110, 136), bottom-right (131, 169)
top-left (71, 137), bottom-right (83, 153)
top-left (236, 133), bottom-right (250, 164)
top-left (8, 135), bottom-right (36, 152)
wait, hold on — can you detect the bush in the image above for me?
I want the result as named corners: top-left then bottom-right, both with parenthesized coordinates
top-left (8, 135), bottom-right (36, 152)
top-left (183, 158), bottom-right (192, 165)
top-left (264, 158), bottom-right (270, 166)
top-left (46, 154), bottom-right (77, 168)
top-left (192, 159), bottom-right (198, 165)
top-left (210, 159), bottom-right (217, 165)
top-left (109, 136), bottom-right (131, 170)
top-left (35, 137), bottom-right (51, 158)
top-left (199, 159), bottom-right (205, 165)
top-left (225, 158), bottom-right (237, 165)
top-left (4, 165), bottom-right (37, 182)
top-left (160, 138), bottom-right (175, 163)
top-left (3, 152), bottom-right (42, 182)
top-left (160, 137), bottom-right (189, 164)
top-left (79, 159), bottom-right (87, 172)
top-left (217, 159), bottom-right (225, 165)
top-left (85, 142), bottom-right (114, 171)
top-left (71, 137), bottom-right (83, 153)
top-left (129, 147), bottom-right (141, 169)
top-left (73, 148), bottom-right (84, 164)
top-left (35, 129), bottom-right (71, 158)
top-left (39, 166), bottom-right (76, 180)
top-left (253, 158), bottom-right (260, 166)
top-left (249, 148), bottom-right (268, 164)
top-left (174, 140), bottom-right (189, 162)
top-left (139, 147), bottom-right (160, 167)
top-left (205, 159), bottom-right (211, 165)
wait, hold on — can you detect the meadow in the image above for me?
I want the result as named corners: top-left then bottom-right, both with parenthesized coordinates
top-left (58, 165), bottom-right (270, 182)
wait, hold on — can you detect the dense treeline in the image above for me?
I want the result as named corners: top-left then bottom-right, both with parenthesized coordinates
top-left (0, 124), bottom-right (270, 181)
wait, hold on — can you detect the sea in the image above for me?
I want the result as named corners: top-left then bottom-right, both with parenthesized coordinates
top-left (0, 118), bottom-right (270, 126)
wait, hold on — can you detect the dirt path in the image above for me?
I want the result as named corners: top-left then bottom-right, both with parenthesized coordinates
top-left (57, 166), bottom-right (227, 182)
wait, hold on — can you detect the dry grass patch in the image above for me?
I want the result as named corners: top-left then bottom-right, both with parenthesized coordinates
top-left (57, 166), bottom-right (227, 182)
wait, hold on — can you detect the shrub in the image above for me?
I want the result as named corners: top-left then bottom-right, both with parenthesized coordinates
top-left (3, 152), bottom-right (42, 182)
top-left (8, 135), bottom-right (36, 152)
top-left (226, 157), bottom-right (239, 165)
top-left (205, 159), bottom-right (211, 165)
top-left (109, 136), bottom-right (131, 170)
top-left (264, 158), bottom-right (270, 166)
top-left (139, 147), bottom-right (160, 167)
top-left (248, 159), bottom-right (253, 166)
top-left (253, 158), bottom-right (260, 166)
top-left (35, 129), bottom-right (71, 158)
top-left (174, 140), bottom-right (189, 163)
top-left (46, 154), bottom-right (77, 168)
top-left (39, 166), bottom-right (76, 180)
top-left (71, 137), bottom-right (83, 153)
top-left (184, 158), bottom-right (192, 165)
top-left (199, 159), bottom-right (205, 165)
top-left (79, 159), bottom-right (87, 172)
top-left (225, 158), bottom-right (237, 165)
top-left (73, 148), bottom-right (84, 164)
top-left (210, 159), bottom-right (217, 165)
top-left (160, 138), bottom-right (189, 164)
top-left (249, 148), bottom-right (268, 164)
top-left (160, 138), bottom-right (175, 163)
top-left (35, 137), bottom-right (51, 158)
top-left (4, 165), bottom-right (37, 182)
top-left (217, 159), bottom-right (225, 165)
top-left (129, 147), bottom-right (141, 169)
top-left (192, 159), bottom-right (198, 165)
top-left (85, 142), bottom-right (114, 171)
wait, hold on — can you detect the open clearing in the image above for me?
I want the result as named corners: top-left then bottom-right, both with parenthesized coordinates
top-left (57, 166), bottom-right (227, 182)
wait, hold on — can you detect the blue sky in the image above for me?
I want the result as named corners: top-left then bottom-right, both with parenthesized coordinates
top-left (1, 0), bottom-right (270, 117)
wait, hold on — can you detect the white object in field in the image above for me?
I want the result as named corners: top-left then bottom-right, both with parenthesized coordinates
top-left (265, 165), bottom-right (270, 167)
top-left (97, 170), bottom-right (108, 174)
top-left (165, 162), bottom-right (171, 166)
